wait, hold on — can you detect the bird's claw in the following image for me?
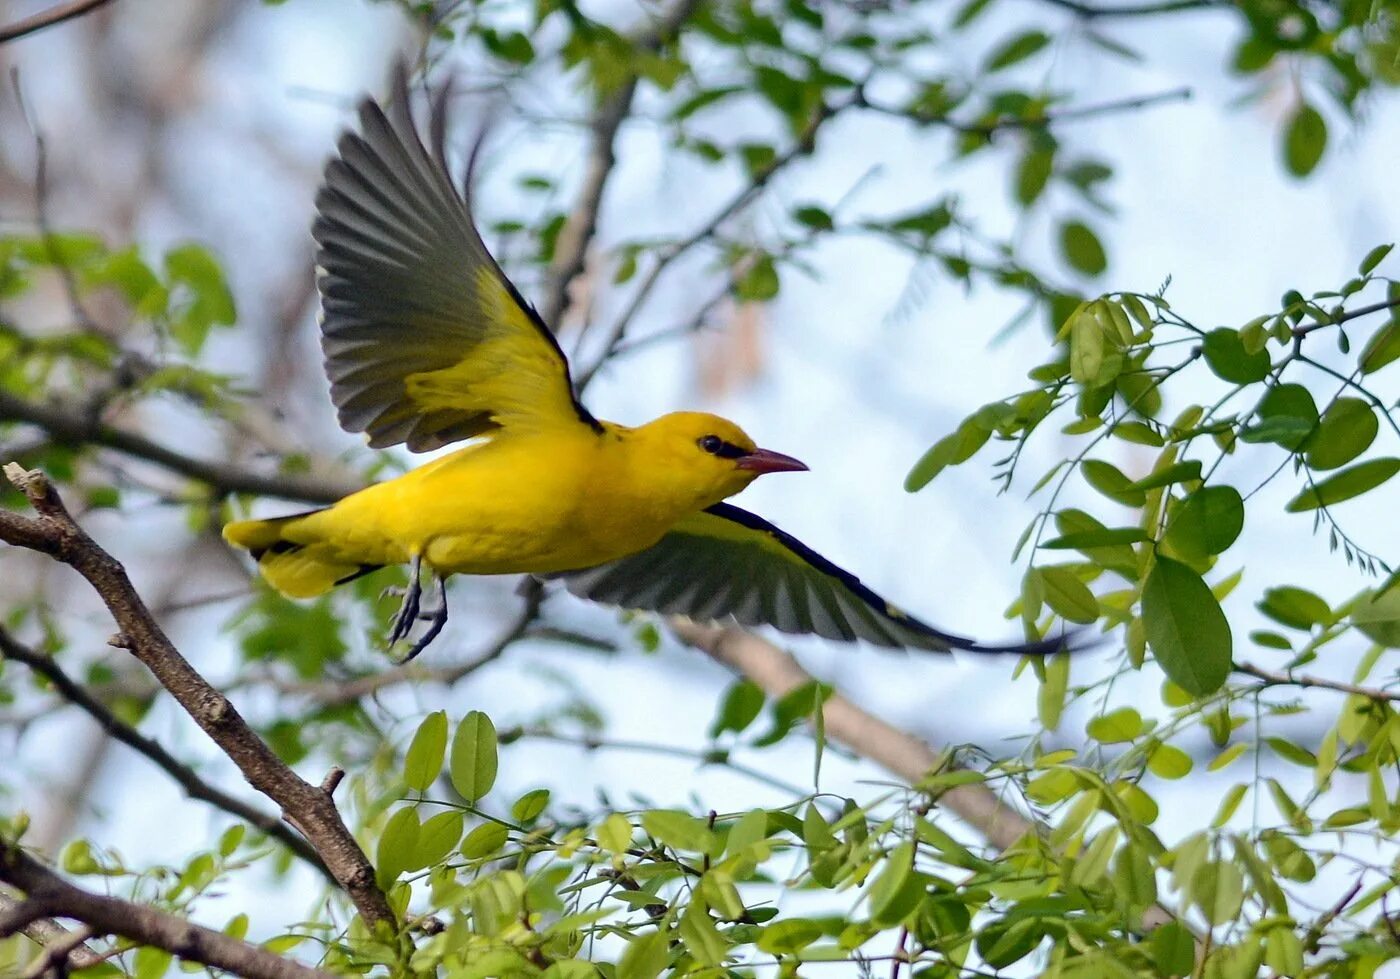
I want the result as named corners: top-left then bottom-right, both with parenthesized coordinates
top-left (386, 562), bottom-right (450, 663)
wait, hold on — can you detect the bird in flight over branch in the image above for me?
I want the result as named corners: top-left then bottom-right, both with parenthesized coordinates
top-left (223, 63), bottom-right (1074, 663)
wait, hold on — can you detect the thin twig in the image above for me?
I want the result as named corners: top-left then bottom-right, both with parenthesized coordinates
top-left (540, 0), bottom-right (704, 328)
top-left (0, 627), bottom-right (332, 878)
top-left (1235, 662), bottom-right (1400, 703)
top-left (0, 465), bottom-right (392, 926)
top-left (859, 86), bottom-right (1192, 137)
top-left (576, 93), bottom-right (854, 389)
top-left (0, 0), bottom-right (117, 44)
top-left (0, 391), bottom-right (355, 503)
top-left (1036, 0), bottom-right (1220, 17)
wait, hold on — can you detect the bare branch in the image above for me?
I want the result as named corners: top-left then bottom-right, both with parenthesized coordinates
top-left (0, 842), bottom-right (332, 979)
top-left (1036, 0), bottom-right (1220, 17)
top-left (577, 92), bottom-right (854, 388)
top-left (0, 0), bottom-right (117, 44)
top-left (858, 86), bottom-right (1193, 137)
top-left (0, 465), bottom-right (392, 927)
top-left (0, 391), bottom-right (356, 504)
top-left (0, 627), bottom-right (332, 878)
top-left (670, 621), bottom-right (1190, 934)
top-left (540, 0), bottom-right (705, 328)
top-left (1236, 661), bottom-right (1400, 703)
top-left (0, 893), bottom-right (101, 969)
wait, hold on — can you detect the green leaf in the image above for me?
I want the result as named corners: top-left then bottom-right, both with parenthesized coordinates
top-left (1284, 102), bottom-right (1327, 177)
top-left (1241, 383), bottom-right (1317, 449)
top-left (868, 842), bottom-right (923, 927)
top-left (618, 929), bottom-right (671, 979)
top-left (985, 30), bottom-right (1051, 71)
top-left (1163, 485), bottom-right (1244, 560)
top-left (1202, 327), bottom-right (1270, 383)
top-left (375, 806), bottom-right (420, 888)
top-left (450, 711), bottom-right (499, 804)
top-left (1147, 743), bottom-right (1193, 779)
top-left (1042, 527), bottom-right (1149, 549)
top-left (1141, 558), bottom-right (1232, 697)
top-left (512, 788), bottom-right (551, 824)
top-left (1081, 459), bottom-right (1146, 506)
top-left (1258, 586), bottom-right (1332, 630)
top-left (1360, 319), bottom-right (1400, 374)
top-left (679, 900), bottom-right (727, 967)
top-left (642, 810), bottom-right (717, 854)
top-left (1087, 707), bottom-right (1143, 744)
top-left (1060, 220), bottom-right (1107, 276)
top-left (1359, 243), bottom-right (1393, 276)
top-left (735, 253), bottom-right (780, 301)
top-left (597, 813), bottom-right (633, 854)
top-left (710, 679), bottom-right (764, 737)
top-left (1037, 566), bottom-right (1099, 624)
top-left (1037, 653), bottom-right (1070, 731)
top-left (461, 821), bottom-right (510, 859)
top-left (411, 811), bottom-right (464, 871)
top-left (1352, 587), bottom-right (1400, 648)
top-left (1128, 460), bottom-right (1202, 492)
top-left (1306, 397), bottom-right (1378, 470)
top-left (757, 918), bottom-right (824, 954)
top-left (1191, 861), bottom-right (1244, 925)
top-left (404, 711), bottom-right (449, 792)
top-left (1151, 921), bottom-right (1196, 976)
top-left (1285, 458), bottom-right (1400, 511)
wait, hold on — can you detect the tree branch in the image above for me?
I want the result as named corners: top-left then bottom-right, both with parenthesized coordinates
top-left (0, 842), bottom-right (332, 979)
top-left (670, 621), bottom-right (1188, 933)
top-left (0, 892), bottom-right (101, 969)
top-left (0, 627), bottom-right (333, 879)
top-left (576, 92), bottom-right (854, 389)
top-left (540, 0), bottom-right (705, 329)
top-left (0, 0), bottom-right (116, 44)
top-left (0, 391), bottom-right (356, 504)
top-left (859, 86), bottom-right (1192, 137)
top-left (1235, 661), bottom-right (1400, 703)
top-left (0, 465), bottom-right (392, 927)
top-left (1035, 0), bottom-right (1220, 17)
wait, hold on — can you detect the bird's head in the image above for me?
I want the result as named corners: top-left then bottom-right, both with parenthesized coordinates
top-left (627, 411), bottom-right (808, 509)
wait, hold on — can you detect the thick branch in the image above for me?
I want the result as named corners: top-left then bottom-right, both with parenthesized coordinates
top-left (0, 391), bottom-right (355, 503)
top-left (0, 465), bottom-right (392, 927)
top-left (0, 0), bottom-right (116, 44)
top-left (0, 892), bottom-right (101, 969)
top-left (671, 622), bottom-right (1186, 933)
top-left (540, 0), bottom-right (705, 328)
top-left (0, 628), bottom-right (332, 878)
top-left (0, 842), bottom-right (331, 979)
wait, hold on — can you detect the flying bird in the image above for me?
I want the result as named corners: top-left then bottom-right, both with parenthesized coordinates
top-left (222, 67), bottom-right (1070, 663)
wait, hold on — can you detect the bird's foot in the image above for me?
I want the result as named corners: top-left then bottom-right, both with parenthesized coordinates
top-left (398, 600), bottom-right (448, 664)
top-left (386, 565), bottom-right (423, 647)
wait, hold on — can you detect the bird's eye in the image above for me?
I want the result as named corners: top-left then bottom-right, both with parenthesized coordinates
top-left (698, 435), bottom-right (723, 454)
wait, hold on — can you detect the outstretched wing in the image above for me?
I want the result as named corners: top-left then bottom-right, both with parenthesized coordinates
top-left (313, 66), bottom-right (599, 451)
top-left (554, 503), bottom-right (1069, 655)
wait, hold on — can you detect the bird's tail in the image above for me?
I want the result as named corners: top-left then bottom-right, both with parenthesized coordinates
top-left (222, 511), bottom-right (377, 599)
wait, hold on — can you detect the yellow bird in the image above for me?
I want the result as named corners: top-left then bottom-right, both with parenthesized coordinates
top-left (223, 68), bottom-right (1068, 662)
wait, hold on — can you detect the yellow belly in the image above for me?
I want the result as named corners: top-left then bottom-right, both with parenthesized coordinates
top-left (283, 432), bottom-right (680, 575)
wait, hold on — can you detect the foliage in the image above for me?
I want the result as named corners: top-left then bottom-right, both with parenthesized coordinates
top-left (1, 0), bottom-right (1400, 977)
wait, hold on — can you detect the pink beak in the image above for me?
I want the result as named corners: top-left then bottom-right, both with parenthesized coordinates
top-left (736, 448), bottom-right (809, 475)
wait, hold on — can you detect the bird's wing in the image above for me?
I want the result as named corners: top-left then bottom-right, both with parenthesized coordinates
top-left (313, 67), bottom-right (599, 451)
top-left (552, 503), bottom-right (1069, 655)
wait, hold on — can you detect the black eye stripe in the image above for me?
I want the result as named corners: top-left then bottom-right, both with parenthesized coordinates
top-left (698, 435), bottom-right (749, 459)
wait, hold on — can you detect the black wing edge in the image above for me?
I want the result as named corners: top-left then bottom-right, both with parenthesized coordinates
top-left (313, 59), bottom-right (601, 436)
top-left (703, 503), bottom-right (1083, 656)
